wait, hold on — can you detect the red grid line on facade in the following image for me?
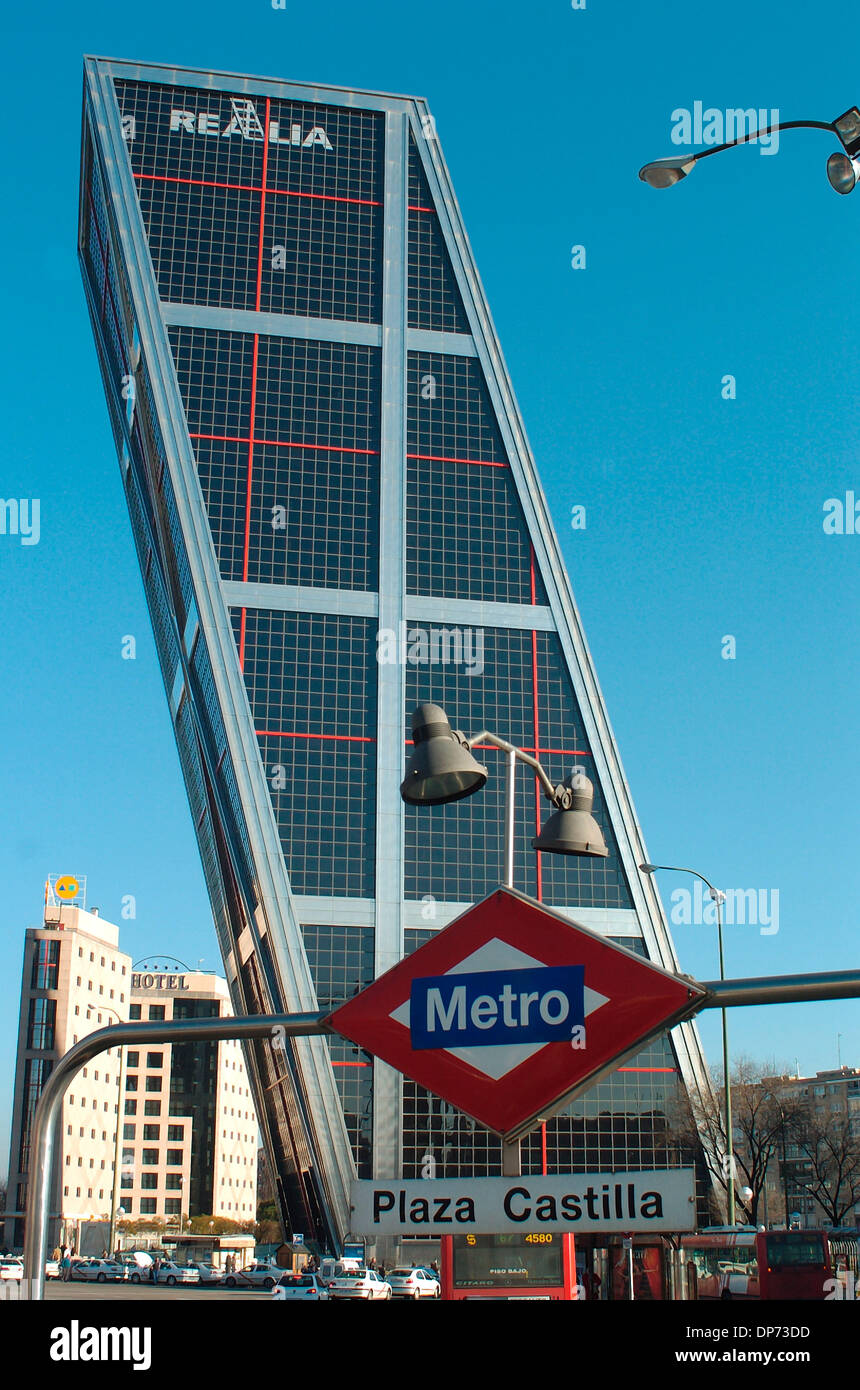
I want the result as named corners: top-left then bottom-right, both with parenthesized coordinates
top-left (133, 170), bottom-right (380, 207)
top-left (238, 98), bottom-right (270, 673)
top-left (331, 1061), bottom-right (370, 1068)
top-left (529, 544), bottom-right (546, 1171)
top-left (407, 452), bottom-right (507, 469)
top-left (188, 432), bottom-right (378, 456)
top-left (617, 1067), bottom-right (676, 1074)
top-left (408, 204), bottom-right (435, 213)
top-left (256, 730), bottom-right (375, 744)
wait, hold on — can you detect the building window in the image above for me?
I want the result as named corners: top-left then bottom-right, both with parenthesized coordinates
top-left (30, 939), bottom-right (61, 991)
top-left (130, 1005), bottom-right (141, 1020)
top-left (167, 1125), bottom-right (184, 1143)
top-left (144, 1101), bottom-right (162, 1116)
top-left (124, 1100), bottom-right (137, 1115)
top-left (140, 1199), bottom-right (157, 1215)
top-left (164, 1198), bottom-right (181, 1216)
top-left (123, 1124), bottom-right (135, 1140)
top-left (143, 1125), bottom-right (160, 1141)
top-left (140, 1173), bottom-right (158, 1190)
top-left (125, 1075), bottom-right (138, 1091)
top-left (146, 1052), bottom-right (163, 1069)
top-left (145, 1076), bottom-right (162, 1093)
top-left (141, 1148), bottom-right (159, 1166)
top-left (149, 1006), bottom-right (165, 1021)
top-left (165, 1173), bottom-right (182, 1190)
top-left (166, 1149), bottom-right (183, 1166)
top-left (127, 1052), bottom-right (140, 1067)
top-left (120, 1175), bottom-right (133, 1190)
top-left (27, 997), bottom-right (57, 1050)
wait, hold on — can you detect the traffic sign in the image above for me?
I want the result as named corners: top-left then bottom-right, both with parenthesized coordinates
top-left (327, 887), bottom-right (705, 1139)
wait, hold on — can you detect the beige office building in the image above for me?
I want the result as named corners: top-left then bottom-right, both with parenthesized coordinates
top-left (5, 893), bottom-right (257, 1250)
top-left (4, 900), bottom-right (132, 1249)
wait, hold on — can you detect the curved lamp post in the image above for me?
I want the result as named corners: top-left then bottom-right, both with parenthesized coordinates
top-left (639, 107), bottom-right (860, 194)
top-left (640, 861), bottom-right (736, 1225)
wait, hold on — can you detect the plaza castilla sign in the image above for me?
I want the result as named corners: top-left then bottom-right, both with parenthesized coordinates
top-left (350, 1171), bottom-right (696, 1236)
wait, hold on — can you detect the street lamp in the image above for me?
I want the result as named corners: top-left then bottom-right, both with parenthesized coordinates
top-left (640, 861), bottom-right (736, 1225)
top-left (402, 703), bottom-right (608, 1176)
top-left (98, 1004), bottom-right (127, 1257)
top-left (639, 108), bottom-right (860, 195)
top-left (401, 703), bottom-right (608, 888)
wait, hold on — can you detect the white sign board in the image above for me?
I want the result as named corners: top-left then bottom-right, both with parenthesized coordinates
top-left (351, 1170), bottom-right (695, 1236)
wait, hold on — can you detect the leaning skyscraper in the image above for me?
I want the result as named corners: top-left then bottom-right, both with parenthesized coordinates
top-left (79, 57), bottom-right (715, 1253)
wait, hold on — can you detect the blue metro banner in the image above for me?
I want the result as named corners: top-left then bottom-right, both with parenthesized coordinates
top-left (410, 964), bottom-right (585, 1050)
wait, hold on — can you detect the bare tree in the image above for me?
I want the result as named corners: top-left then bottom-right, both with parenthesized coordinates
top-left (788, 1113), bottom-right (860, 1227)
top-left (678, 1057), bottom-right (802, 1225)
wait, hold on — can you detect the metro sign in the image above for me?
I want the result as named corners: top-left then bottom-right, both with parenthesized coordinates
top-left (327, 887), bottom-right (706, 1140)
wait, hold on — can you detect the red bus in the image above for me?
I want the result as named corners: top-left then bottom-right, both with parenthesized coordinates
top-left (440, 1233), bottom-right (578, 1300)
top-left (679, 1228), bottom-right (835, 1300)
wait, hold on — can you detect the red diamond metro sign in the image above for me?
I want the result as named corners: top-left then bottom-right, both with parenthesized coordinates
top-left (327, 887), bottom-right (706, 1140)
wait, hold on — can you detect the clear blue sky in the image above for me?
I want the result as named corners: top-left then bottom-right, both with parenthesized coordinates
top-left (2, 0), bottom-right (859, 1175)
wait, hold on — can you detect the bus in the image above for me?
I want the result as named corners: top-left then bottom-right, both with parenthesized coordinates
top-left (679, 1228), bottom-right (838, 1300)
top-left (440, 1233), bottom-right (578, 1300)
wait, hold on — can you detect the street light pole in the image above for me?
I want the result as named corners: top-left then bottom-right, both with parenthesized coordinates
top-left (638, 109), bottom-right (860, 191)
top-left (640, 862), bottom-right (735, 1225)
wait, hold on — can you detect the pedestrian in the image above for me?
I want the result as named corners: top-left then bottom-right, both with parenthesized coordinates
top-left (52, 1245), bottom-right (62, 1264)
top-left (61, 1250), bottom-right (72, 1282)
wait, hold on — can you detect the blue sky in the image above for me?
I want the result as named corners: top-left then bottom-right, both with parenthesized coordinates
top-left (2, 0), bottom-right (859, 1174)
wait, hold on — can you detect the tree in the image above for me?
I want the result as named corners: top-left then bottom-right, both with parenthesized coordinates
top-left (679, 1057), bottom-right (803, 1225)
top-left (788, 1113), bottom-right (860, 1227)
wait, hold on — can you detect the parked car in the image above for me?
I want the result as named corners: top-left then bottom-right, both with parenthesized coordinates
top-left (155, 1260), bottom-right (200, 1286)
top-left (387, 1266), bottom-right (441, 1299)
top-left (184, 1261), bottom-right (225, 1286)
top-left (0, 1258), bottom-right (24, 1282)
top-left (329, 1268), bottom-right (392, 1300)
top-left (71, 1258), bottom-right (129, 1283)
top-left (272, 1271), bottom-right (330, 1302)
top-left (45, 1259), bottom-right (60, 1280)
top-left (226, 1260), bottom-right (282, 1289)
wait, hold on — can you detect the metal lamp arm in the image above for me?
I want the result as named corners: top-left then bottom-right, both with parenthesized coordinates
top-left (690, 117), bottom-right (835, 165)
top-left (465, 730), bottom-right (558, 800)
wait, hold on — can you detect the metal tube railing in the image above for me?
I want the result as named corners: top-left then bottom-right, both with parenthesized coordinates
top-left (22, 1011), bottom-right (331, 1300)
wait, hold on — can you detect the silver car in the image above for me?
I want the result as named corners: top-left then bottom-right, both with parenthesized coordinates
top-left (388, 1266), bottom-right (441, 1299)
top-left (225, 1260), bottom-right (282, 1289)
top-left (71, 1258), bottom-right (129, 1283)
top-left (272, 1271), bottom-right (330, 1302)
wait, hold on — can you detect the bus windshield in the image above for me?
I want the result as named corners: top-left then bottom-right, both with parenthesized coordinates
top-left (452, 1233), bottom-right (562, 1289)
top-left (765, 1234), bottom-right (826, 1267)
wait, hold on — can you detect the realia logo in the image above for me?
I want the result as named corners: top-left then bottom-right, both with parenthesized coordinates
top-left (165, 99), bottom-right (333, 149)
top-left (411, 964), bottom-right (584, 1050)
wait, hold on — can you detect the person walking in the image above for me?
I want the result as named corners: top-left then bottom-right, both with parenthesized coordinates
top-left (60, 1248), bottom-right (72, 1282)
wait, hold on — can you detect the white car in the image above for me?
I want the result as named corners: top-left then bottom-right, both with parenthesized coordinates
top-left (155, 1261), bottom-right (200, 1286)
top-left (272, 1271), bottom-right (330, 1301)
top-left (0, 1258), bottom-right (24, 1282)
top-left (226, 1260), bottom-right (282, 1289)
top-left (71, 1258), bottom-right (129, 1283)
top-left (329, 1268), bottom-right (392, 1300)
top-left (387, 1266), bottom-right (441, 1299)
top-left (186, 1261), bottom-right (225, 1285)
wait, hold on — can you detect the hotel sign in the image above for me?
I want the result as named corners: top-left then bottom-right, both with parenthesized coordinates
top-left (131, 973), bottom-right (190, 992)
